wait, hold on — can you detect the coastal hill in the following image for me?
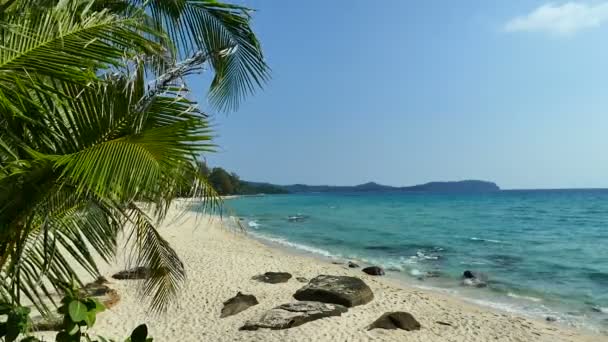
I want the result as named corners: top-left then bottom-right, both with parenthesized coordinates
top-left (244, 180), bottom-right (500, 194)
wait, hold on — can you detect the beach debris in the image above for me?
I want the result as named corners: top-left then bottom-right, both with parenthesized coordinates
top-left (252, 272), bottom-right (292, 284)
top-left (348, 261), bottom-right (360, 268)
top-left (362, 266), bottom-right (385, 276)
top-left (367, 312), bottom-right (421, 331)
top-left (220, 292), bottom-right (259, 318)
top-left (240, 301), bottom-right (347, 330)
top-left (461, 270), bottom-right (488, 288)
top-left (293, 275), bottom-right (374, 307)
top-left (435, 320), bottom-right (453, 326)
top-left (296, 277), bottom-right (308, 283)
top-left (112, 266), bottom-right (152, 280)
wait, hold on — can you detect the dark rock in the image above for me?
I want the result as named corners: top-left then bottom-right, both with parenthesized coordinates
top-left (296, 277), bottom-right (308, 283)
top-left (461, 270), bottom-right (488, 288)
top-left (80, 277), bottom-right (120, 309)
top-left (112, 266), bottom-right (151, 280)
top-left (426, 271), bottom-right (442, 278)
top-left (252, 272), bottom-right (292, 284)
top-left (362, 266), bottom-right (385, 276)
top-left (240, 301), bottom-right (347, 330)
top-left (331, 261), bottom-right (343, 265)
top-left (220, 292), bottom-right (258, 318)
top-left (80, 276), bottom-right (110, 296)
top-left (348, 261), bottom-right (360, 268)
top-left (546, 316), bottom-right (557, 322)
top-left (293, 275), bottom-right (373, 307)
top-left (367, 312), bottom-right (421, 331)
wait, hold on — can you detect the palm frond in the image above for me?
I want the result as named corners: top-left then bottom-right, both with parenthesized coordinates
top-left (141, 0), bottom-right (270, 111)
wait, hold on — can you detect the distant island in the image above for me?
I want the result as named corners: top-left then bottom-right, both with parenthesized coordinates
top-left (244, 180), bottom-right (500, 194)
top-left (196, 162), bottom-right (499, 195)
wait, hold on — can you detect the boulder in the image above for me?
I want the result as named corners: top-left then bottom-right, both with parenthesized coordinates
top-left (362, 266), bottom-right (385, 276)
top-left (112, 266), bottom-right (151, 280)
top-left (252, 272), bottom-right (292, 284)
top-left (461, 270), bottom-right (487, 288)
top-left (220, 292), bottom-right (258, 318)
top-left (293, 275), bottom-right (373, 307)
top-left (367, 312), bottom-right (421, 331)
top-left (240, 301), bottom-right (347, 330)
top-left (348, 261), bottom-right (360, 268)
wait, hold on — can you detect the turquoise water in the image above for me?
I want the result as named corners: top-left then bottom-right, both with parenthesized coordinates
top-left (220, 191), bottom-right (608, 333)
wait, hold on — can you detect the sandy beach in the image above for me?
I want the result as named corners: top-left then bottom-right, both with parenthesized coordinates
top-left (35, 205), bottom-right (602, 342)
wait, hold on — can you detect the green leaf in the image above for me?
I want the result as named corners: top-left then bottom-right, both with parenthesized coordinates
top-left (68, 300), bottom-right (88, 323)
top-left (0, 302), bottom-right (12, 315)
top-left (0, 322), bottom-right (7, 337)
top-left (130, 324), bottom-right (148, 342)
top-left (55, 331), bottom-right (73, 342)
top-left (67, 322), bottom-right (79, 336)
top-left (84, 310), bottom-right (97, 328)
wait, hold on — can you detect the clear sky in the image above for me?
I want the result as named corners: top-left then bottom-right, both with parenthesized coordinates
top-left (194, 1), bottom-right (608, 190)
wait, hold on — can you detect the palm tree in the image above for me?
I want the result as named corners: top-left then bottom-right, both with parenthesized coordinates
top-left (0, 0), bottom-right (269, 314)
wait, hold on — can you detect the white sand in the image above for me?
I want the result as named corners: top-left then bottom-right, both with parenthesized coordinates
top-left (35, 207), bottom-right (602, 342)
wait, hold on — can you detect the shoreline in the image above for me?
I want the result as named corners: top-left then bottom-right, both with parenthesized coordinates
top-left (242, 221), bottom-right (605, 336)
top-left (34, 208), bottom-right (602, 341)
top-left (244, 225), bottom-right (605, 335)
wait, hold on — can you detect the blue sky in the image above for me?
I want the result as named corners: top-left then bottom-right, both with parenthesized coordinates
top-left (194, 1), bottom-right (608, 189)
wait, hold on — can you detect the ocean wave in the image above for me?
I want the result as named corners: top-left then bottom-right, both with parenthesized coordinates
top-left (507, 292), bottom-right (543, 303)
top-left (410, 269), bottom-right (423, 277)
top-left (248, 232), bottom-right (336, 258)
top-left (248, 220), bottom-right (261, 228)
top-left (470, 237), bottom-right (504, 244)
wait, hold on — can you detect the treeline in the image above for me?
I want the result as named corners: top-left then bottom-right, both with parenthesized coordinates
top-left (196, 161), bottom-right (289, 196)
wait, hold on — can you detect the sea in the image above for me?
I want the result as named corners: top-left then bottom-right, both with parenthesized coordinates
top-left (214, 190), bottom-right (608, 334)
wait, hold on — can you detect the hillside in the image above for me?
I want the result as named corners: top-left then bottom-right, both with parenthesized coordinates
top-left (241, 180), bottom-right (500, 194)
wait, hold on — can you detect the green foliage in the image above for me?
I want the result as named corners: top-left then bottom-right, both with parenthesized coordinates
top-left (0, 0), bottom-right (267, 315)
top-left (192, 162), bottom-right (288, 196)
top-left (52, 283), bottom-right (153, 342)
top-left (208, 167), bottom-right (237, 195)
top-left (0, 304), bottom-right (33, 342)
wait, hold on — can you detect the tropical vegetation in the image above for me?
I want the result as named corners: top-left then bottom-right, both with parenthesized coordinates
top-left (0, 0), bottom-right (268, 329)
top-left (193, 162), bottom-right (288, 195)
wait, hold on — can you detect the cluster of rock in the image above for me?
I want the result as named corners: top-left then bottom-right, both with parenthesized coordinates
top-left (227, 269), bottom-right (421, 333)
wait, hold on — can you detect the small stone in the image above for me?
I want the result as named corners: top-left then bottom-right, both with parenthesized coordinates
top-left (461, 270), bottom-right (488, 288)
top-left (362, 266), bottom-right (385, 276)
top-left (296, 277), bottom-right (308, 283)
top-left (348, 261), bottom-right (359, 268)
top-left (368, 312), bottom-right (421, 331)
top-left (220, 292), bottom-right (258, 318)
top-left (546, 316), bottom-right (557, 322)
top-left (252, 272), bottom-right (292, 284)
